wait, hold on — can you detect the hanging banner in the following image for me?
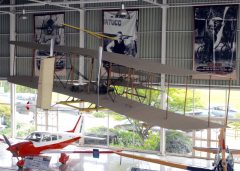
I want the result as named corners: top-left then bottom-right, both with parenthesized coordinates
top-left (34, 13), bottom-right (66, 76)
top-left (193, 5), bottom-right (238, 80)
top-left (103, 10), bottom-right (138, 57)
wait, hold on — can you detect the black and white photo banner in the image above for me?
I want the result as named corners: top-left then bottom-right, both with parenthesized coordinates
top-left (193, 5), bottom-right (238, 80)
top-left (34, 13), bottom-right (66, 76)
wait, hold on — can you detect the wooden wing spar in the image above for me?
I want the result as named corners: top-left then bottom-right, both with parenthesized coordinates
top-left (114, 151), bottom-right (214, 171)
top-left (8, 76), bottom-right (225, 131)
top-left (193, 147), bottom-right (240, 155)
top-left (10, 41), bottom-right (196, 76)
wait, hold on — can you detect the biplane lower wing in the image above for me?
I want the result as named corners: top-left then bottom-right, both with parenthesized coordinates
top-left (8, 76), bottom-right (225, 131)
top-left (114, 151), bottom-right (213, 171)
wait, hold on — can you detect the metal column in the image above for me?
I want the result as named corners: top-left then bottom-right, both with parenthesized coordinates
top-left (78, 5), bottom-right (85, 145)
top-left (10, 0), bottom-right (16, 138)
top-left (160, 0), bottom-right (168, 155)
top-left (79, 7), bottom-right (85, 83)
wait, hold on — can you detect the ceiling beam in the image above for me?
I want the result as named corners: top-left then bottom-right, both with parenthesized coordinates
top-left (29, 0), bottom-right (83, 12)
top-left (0, 0), bottom-right (137, 9)
top-left (41, 0), bottom-right (137, 5)
top-left (0, 0), bottom-right (238, 12)
top-left (143, 0), bottom-right (164, 7)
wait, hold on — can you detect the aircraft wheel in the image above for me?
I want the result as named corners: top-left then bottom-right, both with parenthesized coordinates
top-left (16, 159), bottom-right (25, 168)
top-left (59, 153), bottom-right (69, 164)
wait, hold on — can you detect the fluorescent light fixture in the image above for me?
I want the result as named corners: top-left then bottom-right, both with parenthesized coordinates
top-left (21, 9), bottom-right (27, 20)
top-left (116, 3), bottom-right (130, 19)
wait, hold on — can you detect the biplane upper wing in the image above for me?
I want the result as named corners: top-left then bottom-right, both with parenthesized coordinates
top-left (8, 76), bottom-right (225, 131)
top-left (10, 41), bottom-right (196, 76)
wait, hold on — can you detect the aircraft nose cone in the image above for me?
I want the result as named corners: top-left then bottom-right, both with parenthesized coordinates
top-left (7, 145), bottom-right (16, 152)
top-left (6, 145), bottom-right (19, 157)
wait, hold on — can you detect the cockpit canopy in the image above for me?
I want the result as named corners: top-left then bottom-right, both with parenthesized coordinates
top-left (25, 132), bottom-right (62, 142)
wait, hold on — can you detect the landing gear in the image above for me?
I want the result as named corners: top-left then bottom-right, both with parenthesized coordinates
top-left (59, 153), bottom-right (69, 164)
top-left (16, 159), bottom-right (25, 168)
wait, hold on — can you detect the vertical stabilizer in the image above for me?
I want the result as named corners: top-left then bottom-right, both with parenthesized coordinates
top-left (37, 57), bottom-right (55, 109)
top-left (67, 115), bottom-right (82, 133)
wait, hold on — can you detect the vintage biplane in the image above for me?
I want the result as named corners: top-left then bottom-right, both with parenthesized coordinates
top-left (8, 40), bottom-right (226, 131)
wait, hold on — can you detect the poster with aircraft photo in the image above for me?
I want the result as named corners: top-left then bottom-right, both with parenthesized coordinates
top-left (34, 13), bottom-right (66, 76)
top-left (193, 5), bottom-right (238, 80)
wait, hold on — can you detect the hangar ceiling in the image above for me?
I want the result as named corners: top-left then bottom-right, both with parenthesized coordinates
top-left (0, 0), bottom-right (240, 14)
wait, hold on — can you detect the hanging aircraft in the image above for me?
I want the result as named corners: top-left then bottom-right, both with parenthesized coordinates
top-left (0, 115), bottom-right (118, 168)
top-left (8, 40), bottom-right (227, 131)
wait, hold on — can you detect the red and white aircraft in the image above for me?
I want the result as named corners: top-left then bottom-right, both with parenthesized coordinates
top-left (1, 115), bottom-right (117, 168)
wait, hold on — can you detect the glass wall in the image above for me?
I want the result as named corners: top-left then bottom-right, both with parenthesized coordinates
top-left (15, 85), bottom-right (37, 138)
top-left (107, 111), bottom-right (161, 152)
top-left (83, 110), bottom-right (108, 146)
top-left (0, 80), bottom-right (11, 136)
top-left (188, 87), bottom-right (240, 160)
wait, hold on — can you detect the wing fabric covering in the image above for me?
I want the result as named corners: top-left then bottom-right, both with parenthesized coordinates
top-left (37, 57), bottom-right (55, 109)
top-left (10, 41), bottom-right (196, 76)
top-left (8, 76), bottom-right (225, 131)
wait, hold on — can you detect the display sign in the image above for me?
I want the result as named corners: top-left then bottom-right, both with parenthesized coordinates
top-left (193, 5), bottom-right (238, 80)
top-left (24, 156), bottom-right (51, 170)
top-left (93, 148), bottom-right (100, 158)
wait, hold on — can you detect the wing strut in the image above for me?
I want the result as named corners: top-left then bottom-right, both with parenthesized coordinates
top-left (225, 78), bottom-right (232, 126)
top-left (97, 46), bottom-right (103, 111)
top-left (183, 76), bottom-right (189, 116)
top-left (165, 75), bottom-right (170, 120)
top-left (221, 78), bottom-right (232, 171)
top-left (208, 75), bottom-right (212, 127)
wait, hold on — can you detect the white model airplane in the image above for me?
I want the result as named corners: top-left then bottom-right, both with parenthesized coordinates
top-left (0, 115), bottom-right (118, 168)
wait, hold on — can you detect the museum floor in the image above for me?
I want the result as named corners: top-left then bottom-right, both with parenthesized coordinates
top-left (1, 143), bottom-right (240, 171)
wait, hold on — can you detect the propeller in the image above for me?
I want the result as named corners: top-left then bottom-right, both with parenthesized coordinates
top-left (2, 135), bottom-right (18, 158)
top-left (3, 134), bottom-right (11, 147)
